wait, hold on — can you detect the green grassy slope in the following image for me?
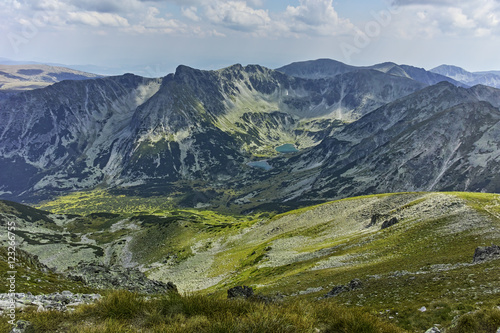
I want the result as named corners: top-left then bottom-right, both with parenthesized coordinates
top-left (2, 192), bottom-right (500, 331)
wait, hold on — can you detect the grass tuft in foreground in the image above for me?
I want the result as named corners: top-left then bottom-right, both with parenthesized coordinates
top-left (447, 307), bottom-right (500, 333)
top-left (5, 290), bottom-right (407, 333)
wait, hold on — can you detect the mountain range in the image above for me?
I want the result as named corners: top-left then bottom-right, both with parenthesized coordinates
top-left (1, 59), bottom-right (500, 211)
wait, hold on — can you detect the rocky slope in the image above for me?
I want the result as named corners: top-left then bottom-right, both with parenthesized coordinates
top-left (230, 82), bottom-right (500, 209)
top-left (0, 74), bottom-right (163, 199)
top-left (312, 83), bottom-right (500, 195)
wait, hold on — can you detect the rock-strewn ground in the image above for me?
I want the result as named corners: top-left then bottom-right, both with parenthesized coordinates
top-left (0, 291), bottom-right (100, 314)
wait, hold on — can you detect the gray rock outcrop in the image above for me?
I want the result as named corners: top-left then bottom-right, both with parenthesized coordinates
top-left (424, 327), bottom-right (441, 333)
top-left (227, 286), bottom-right (254, 299)
top-left (0, 291), bottom-right (100, 314)
top-left (9, 320), bottom-right (32, 333)
top-left (325, 285), bottom-right (350, 297)
top-left (348, 278), bottom-right (363, 290)
top-left (366, 213), bottom-right (388, 228)
top-left (325, 279), bottom-right (363, 298)
top-left (67, 263), bottom-right (177, 294)
top-left (473, 244), bottom-right (500, 263)
top-left (381, 217), bottom-right (399, 229)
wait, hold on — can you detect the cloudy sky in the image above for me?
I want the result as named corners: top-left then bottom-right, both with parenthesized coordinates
top-left (1, 0), bottom-right (499, 75)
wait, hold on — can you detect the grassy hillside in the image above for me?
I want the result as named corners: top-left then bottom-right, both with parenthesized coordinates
top-left (2, 192), bottom-right (500, 331)
top-left (0, 247), bottom-right (91, 295)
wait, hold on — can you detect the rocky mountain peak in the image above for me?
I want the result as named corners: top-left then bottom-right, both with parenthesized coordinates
top-left (431, 64), bottom-right (470, 76)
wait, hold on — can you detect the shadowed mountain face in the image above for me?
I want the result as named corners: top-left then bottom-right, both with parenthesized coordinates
top-left (1, 59), bottom-right (500, 207)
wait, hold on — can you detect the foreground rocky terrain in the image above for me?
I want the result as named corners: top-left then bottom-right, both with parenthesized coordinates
top-left (1, 192), bottom-right (499, 331)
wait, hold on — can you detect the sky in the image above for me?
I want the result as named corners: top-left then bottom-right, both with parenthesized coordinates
top-left (1, 0), bottom-right (499, 76)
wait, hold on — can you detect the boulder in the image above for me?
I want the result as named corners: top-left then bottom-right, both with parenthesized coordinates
top-left (381, 217), bottom-right (399, 229)
top-left (424, 327), bottom-right (441, 333)
top-left (325, 285), bottom-right (350, 298)
top-left (227, 286), bottom-right (254, 299)
top-left (473, 244), bottom-right (500, 263)
top-left (325, 279), bottom-right (363, 298)
top-left (349, 278), bottom-right (363, 290)
top-left (61, 290), bottom-right (73, 297)
top-left (366, 213), bottom-right (387, 228)
top-left (9, 320), bottom-right (32, 333)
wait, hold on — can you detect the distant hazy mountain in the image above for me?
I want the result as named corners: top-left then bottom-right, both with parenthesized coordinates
top-left (277, 59), bottom-right (465, 87)
top-left (0, 64), bottom-right (101, 93)
top-left (275, 59), bottom-right (357, 79)
top-left (431, 64), bottom-right (500, 89)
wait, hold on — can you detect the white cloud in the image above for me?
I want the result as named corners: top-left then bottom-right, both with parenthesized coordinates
top-left (67, 11), bottom-right (129, 27)
top-left (182, 6), bottom-right (200, 21)
top-left (204, 1), bottom-right (270, 32)
top-left (127, 6), bottom-right (187, 33)
top-left (4, 0), bottom-right (193, 35)
top-left (393, 0), bottom-right (455, 6)
top-left (196, 0), bottom-right (353, 37)
top-left (8, 0), bottom-right (22, 10)
top-left (391, 0), bottom-right (500, 38)
top-left (2, 0), bottom-right (354, 39)
top-left (161, 0), bottom-right (207, 6)
top-left (475, 27), bottom-right (491, 37)
top-left (32, 0), bottom-right (71, 12)
top-left (448, 8), bottom-right (475, 29)
top-left (282, 0), bottom-right (354, 36)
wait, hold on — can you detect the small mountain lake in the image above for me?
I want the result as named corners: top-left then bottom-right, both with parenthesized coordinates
top-left (275, 144), bottom-right (299, 153)
top-left (247, 160), bottom-right (273, 170)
